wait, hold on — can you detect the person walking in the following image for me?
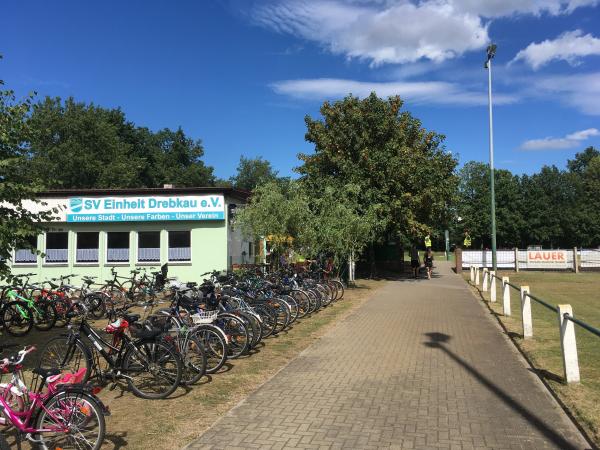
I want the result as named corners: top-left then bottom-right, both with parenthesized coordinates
top-left (424, 247), bottom-right (434, 279)
top-left (410, 246), bottom-right (420, 279)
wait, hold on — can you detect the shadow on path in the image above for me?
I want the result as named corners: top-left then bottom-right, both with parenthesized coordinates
top-left (423, 332), bottom-right (584, 450)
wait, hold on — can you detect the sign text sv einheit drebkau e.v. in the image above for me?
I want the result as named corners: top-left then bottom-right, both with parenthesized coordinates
top-left (44, 195), bottom-right (226, 222)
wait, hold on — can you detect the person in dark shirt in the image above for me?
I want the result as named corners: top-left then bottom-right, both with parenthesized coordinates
top-left (424, 247), bottom-right (434, 279)
top-left (410, 246), bottom-right (420, 279)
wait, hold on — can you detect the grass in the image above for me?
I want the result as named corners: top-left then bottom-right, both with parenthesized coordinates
top-left (463, 270), bottom-right (600, 445)
top-left (1, 279), bottom-right (384, 450)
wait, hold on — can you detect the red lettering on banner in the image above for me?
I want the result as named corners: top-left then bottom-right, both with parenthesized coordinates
top-left (543, 253), bottom-right (551, 260)
top-left (558, 253), bottom-right (565, 260)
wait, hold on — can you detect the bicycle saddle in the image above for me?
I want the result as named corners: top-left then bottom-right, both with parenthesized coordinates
top-left (125, 313), bottom-right (141, 323)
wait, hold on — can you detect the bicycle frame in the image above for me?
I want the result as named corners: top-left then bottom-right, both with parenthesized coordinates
top-left (5, 290), bottom-right (43, 318)
top-left (0, 374), bottom-right (68, 435)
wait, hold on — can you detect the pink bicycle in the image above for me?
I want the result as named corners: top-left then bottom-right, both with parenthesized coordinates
top-left (0, 345), bottom-right (108, 449)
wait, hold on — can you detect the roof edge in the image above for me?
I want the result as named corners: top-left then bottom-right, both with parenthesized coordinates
top-left (36, 186), bottom-right (250, 200)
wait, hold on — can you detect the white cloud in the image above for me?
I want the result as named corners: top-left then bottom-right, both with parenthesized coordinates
top-left (511, 30), bottom-right (600, 69)
top-left (251, 0), bottom-right (599, 66)
top-left (451, 0), bottom-right (599, 17)
top-left (253, 0), bottom-right (489, 65)
top-left (520, 128), bottom-right (599, 150)
top-left (536, 72), bottom-right (600, 115)
top-left (271, 78), bottom-right (517, 106)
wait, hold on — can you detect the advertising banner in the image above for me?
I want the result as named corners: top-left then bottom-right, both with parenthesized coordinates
top-left (25, 195), bottom-right (225, 222)
top-left (526, 250), bottom-right (569, 269)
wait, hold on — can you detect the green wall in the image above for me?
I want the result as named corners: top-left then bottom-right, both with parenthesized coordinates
top-left (8, 220), bottom-right (227, 285)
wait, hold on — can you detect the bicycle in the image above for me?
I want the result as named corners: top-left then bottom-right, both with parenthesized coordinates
top-left (0, 287), bottom-right (57, 336)
top-left (36, 303), bottom-right (182, 399)
top-left (0, 346), bottom-right (108, 449)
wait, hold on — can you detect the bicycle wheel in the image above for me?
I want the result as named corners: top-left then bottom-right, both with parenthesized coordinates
top-left (84, 293), bottom-right (107, 320)
top-left (331, 280), bottom-right (345, 300)
top-left (179, 335), bottom-right (207, 386)
top-left (33, 300), bottom-right (57, 331)
top-left (0, 383), bottom-right (25, 431)
top-left (53, 297), bottom-right (71, 327)
top-left (253, 304), bottom-right (277, 338)
top-left (194, 325), bottom-right (228, 374)
top-left (218, 314), bottom-right (250, 359)
top-left (1, 301), bottom-right (33, 336)
top-left (34, 391), bottom-right (105, 450)
top-left (123, 340), bottom-right (182, 399)
top-left (37, 336), bottom-right (93, 384)
top-left (291, 290), bottom-right (310, 319)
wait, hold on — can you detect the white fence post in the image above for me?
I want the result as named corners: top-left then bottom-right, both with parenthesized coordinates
top-left (470, 265), bottom-right (475, 282)
top-left (502, 277), bottom-right (511, 316)
top-left (514, 247), bottom-right (520, 272)
top-left (482, 268), bottom-right (489, 292)
top-left (475, 267), bottom-right (480, 286)
top-left (558, 304), bottom-right (580, 383)
top-left (490, 271), bottom-right (496, 302)
top-left (573, 247), bottom-right (579, 273)
top-left (521, 286), bottom-right (532, 338)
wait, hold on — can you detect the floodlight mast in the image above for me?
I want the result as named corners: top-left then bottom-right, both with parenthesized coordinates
top-left (485, 43), bottom-right (498, 271)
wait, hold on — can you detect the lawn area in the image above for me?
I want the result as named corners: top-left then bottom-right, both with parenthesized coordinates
top-left (1, 279), bottom-right (385, 450)
top-left (464, 270), bottom-right (600, 445)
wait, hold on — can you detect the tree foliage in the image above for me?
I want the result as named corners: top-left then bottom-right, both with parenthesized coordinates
top-left (456, 147), bottom-right (600, 249)
top-left (0, 82), bottom-right (54, 277)
top-left (229, 156), bottom-right (279, 191)
top-left (298, 93), bottom-right (458, 244)
top-left (23, 97), bottom-right (215, 189)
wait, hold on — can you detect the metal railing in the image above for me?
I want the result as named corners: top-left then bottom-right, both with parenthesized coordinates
top-left (469, 265), bottom-right (600, 384)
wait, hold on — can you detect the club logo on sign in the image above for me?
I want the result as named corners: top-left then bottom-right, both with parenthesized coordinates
top-left (69, 198), bottom-right (83, 213)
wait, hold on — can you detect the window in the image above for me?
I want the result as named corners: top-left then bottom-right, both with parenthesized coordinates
top-left (45, 232), bottom-right (68, 263)
top-left (76, 232), bottom-right (99, 263)
top-left (138, 231), bottom-right (160, 263)
top-left (168, 231), bottom-right (191, 262)
top-left (14, 236), bottom-right (38, 264)
top-left (107, 232), bottom-right (130, 263)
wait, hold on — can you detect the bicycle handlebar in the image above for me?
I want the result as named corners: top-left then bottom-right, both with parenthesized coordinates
top-left (1, 346), bottom-right (36, 367)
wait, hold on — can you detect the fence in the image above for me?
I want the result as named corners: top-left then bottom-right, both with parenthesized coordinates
top-left (469, 265), bottom-right (600, 383)
top-left (462, 248), bottom-right (600, 271)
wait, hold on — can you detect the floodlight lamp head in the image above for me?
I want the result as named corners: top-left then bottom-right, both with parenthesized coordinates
top-left (486, 44), bottom-right (497, 60)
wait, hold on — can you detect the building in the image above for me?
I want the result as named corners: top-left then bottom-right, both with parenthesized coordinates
top-left (7, 186), bottom-right (252, 283)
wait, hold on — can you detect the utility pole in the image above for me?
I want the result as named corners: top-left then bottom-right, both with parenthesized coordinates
top-left (485, 43), bottom-right (498, 271)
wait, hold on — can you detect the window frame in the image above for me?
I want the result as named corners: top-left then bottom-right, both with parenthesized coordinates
top-left (75, 231), bottom-right (100, 266)
top-left (13, 235), bottom-right (39, 266)
top-left (43, 231), bottom-right (69, 266)
top-left (167, 230), bottom-right (192, 264)
top-left (105, 231), bottom-right (131, 266)
top-left (136, 230), bottom-right (161, 265)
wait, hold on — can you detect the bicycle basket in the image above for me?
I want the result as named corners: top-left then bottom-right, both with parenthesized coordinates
top-left (191, 310), bottom-right (218, 324)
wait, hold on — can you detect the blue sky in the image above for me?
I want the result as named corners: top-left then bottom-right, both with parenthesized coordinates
top-left (2, 0), bottom-right (600, 179)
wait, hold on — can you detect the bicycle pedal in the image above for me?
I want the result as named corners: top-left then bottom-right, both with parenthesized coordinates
top-left (109, 382), bottom-right (118, 391)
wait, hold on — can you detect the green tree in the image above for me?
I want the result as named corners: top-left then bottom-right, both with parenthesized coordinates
top-left (24, 97), bottom-right (215, 189)
top-left (456, 162), bottom-right (524, 248)
top-left (298, 93), bottom-right (458, 258)
top-left (567, 146), bottom-right (600, 174)
top-left (234, 179), bottom-right (310, 254)
top-left (230, 156), bottom-right (278, 191)
top-left (0, 81), bottom-right (54, 277)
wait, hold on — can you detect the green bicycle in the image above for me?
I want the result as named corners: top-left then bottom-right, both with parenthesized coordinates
top-left (0, 289), bottom-right (57, 336)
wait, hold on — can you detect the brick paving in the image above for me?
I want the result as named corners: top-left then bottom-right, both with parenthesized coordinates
top-left (185, 262), bottom-right (590, 449)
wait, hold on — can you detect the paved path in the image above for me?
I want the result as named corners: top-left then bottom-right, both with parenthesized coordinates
top-left (186, 262), bottom-right (590, 450)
